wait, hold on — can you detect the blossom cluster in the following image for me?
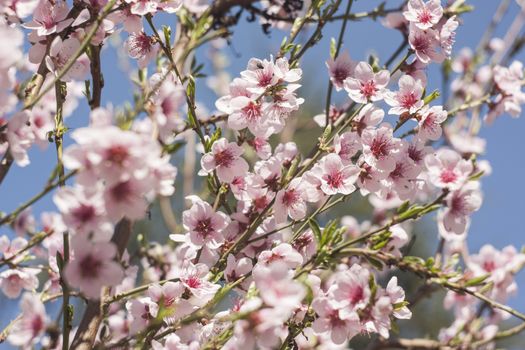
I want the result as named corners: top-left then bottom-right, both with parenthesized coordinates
top-left (0, 0), bottom-right (524, 349)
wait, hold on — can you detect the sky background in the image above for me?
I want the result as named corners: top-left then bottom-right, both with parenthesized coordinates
top-left (1, 0), bottom-right (525, 347)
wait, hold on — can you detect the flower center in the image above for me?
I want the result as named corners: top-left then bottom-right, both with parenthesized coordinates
top-left (370, 136), bottom-right (391, 158)
top-left (440, 169), bottom-right (458, 184)
top-left (418, 9), bottom-right (433, 24)
top-left (242, 101), bottom-right (262, 122)
top-left (72, 204), bottom-right (96, 223)
top-left (79, 254), bottom-right (102, 279)
top-left (360, 80), bottom-right (377, 99)
top-left (214, 149), bottom-right (235, 168)
top-left (195, 218), bottom-right (213, 237)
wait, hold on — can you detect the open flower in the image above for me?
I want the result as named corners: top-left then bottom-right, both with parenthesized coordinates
top-left (403, 0), bottom-right (443, 30)
top-left (425, 149), bottom-right (472, 190)
top-left (182, 198), bottom-right (228, 248)
top-left (7, 293), bottom-right (49, 347)
top-left (385, 74), bottom-right (424, 115)
top-left (344, 62), bottom-right (390, 103)
top-left (441, 182), bottom-right (482, 235)
top-left (201, 138), bottom-right (249, 183)
top-left (65, 235), bottom-right (124, 299)
top-left (326, 51), bottom-right (355, 91)
top-left (315, 154), bottom-right (360, 195)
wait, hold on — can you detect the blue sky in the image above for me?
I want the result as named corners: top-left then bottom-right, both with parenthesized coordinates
top-left (1, 0), bottom-right (525, 347)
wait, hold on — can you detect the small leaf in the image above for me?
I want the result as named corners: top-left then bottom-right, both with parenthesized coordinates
top-left (465, 274), bottom-right (490, 287)
top-left (330, 37), bottom-right (337, 59)
top-left (309, 219), bottom-right (322, 244)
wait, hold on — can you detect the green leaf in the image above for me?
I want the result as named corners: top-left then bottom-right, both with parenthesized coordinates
top-left (465, 274), bottom-right (490, 287)
top-left (397, 200), bottom-right (410, 214)
top-left (423, 89), bottom-right (440, 105)
top-left (308, 218), bottom-right (322, 243)
top-left (330, 37), bottom-right (337, 59)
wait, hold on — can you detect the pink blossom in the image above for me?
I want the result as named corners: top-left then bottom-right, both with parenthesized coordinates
top-left (253, 261), bottom-right (306, 311)
top-left (249, 137), bottom-right (272, 160)
top-left (257, 243), bottom-right (304, 269)
top-left (147, 281), bottom-right (184, 311)
top-left (333, 131), bottom-right (360, 164)
top-left (7, 293), bottom-right (49, 347)
top-left (0, 268), bottom-right (39, 298)
top-left (226, 96), bottom-right (272, 137)
top-left (385, 74), bottom-right (424, 115)
top-left (353, 104), bottom-right (384, 136)
top-left (417, 105), bottom-right (448, 140)
top-left (182, 198), bottom-right (228, 248)
top-left (65, 235), bottom-right (124, 299)
top-left (179, 263), bottom-right (220, 306)
top-left (330, 264), bottom-right (371, 311)
top-left (225, 254), bottom-right (253, 283)
top-left (312, 296), bottom-right (360, 345)
top-left (7, 111), bottom-right (35, 167)
top-left (274, 178), bottom-right (307, 224)
top-left (356, 159), bottom-right (389, 195)
top-left (452, 48), bottom-right (473, 73)
top-left (494, 61), bottom-right (524, 94)
top-left (361, 124), bottom-right (403, 172)
top-left (441, 183), bottom-right (482, 234)
top-left (386, 276), bottom-right (412, 319)
top-left (126, 31), bottom-right (159, 69)
top-left (401, 59), bottom-right (428, 86)
top-left (125, 0), bottom-right (159, 15)
top-left (53, 185), bottom-right (110, 236)
top-left (0, 236), bottom-right (28, 262)
top-left (150, 79), bottom-right (186, 142)
top-left (103, 177), bottom-right (150, 221)
top-left (126, 297), bottom-right (159, 334)
top-left (364, 295), bottom-right (393, 338)
top-left (45, 37), bottom-right (89, 82)
top-left (403, 0), bottom-right (443, 30)
top-left (200, 138), bottom-right (249, 183)
top-left (315, 154), bottom-right (360, 195)
top-left (425, 149), bottom-right (473, 190)
top-left (23, 0), bottom-right (72, 36)
top-left (440, 16), bottom-right (459, 57)
top-left (326, 51), bottom-right (355, 91)
top-left (408, 25), bottom-right (444, 64)
top-left (381, 153), bottom-right (420, 200)
top-left (344, 62), bottom-right (390, 103)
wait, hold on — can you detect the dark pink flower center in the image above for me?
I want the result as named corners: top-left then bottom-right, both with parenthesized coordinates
top-left (418, 9), bottom-right (433, 24)
top-left (370, 136), bottom-right (391, 158)
top-left (361, 80), bottom-right (377, 98)
top-left (326, 171), bottom-right (344, 189)
top-left (31, 316), bottom-right (44, 338)
top-left (282, 189), bottom-right (299, 206)
top-left (79, 254), bottom-right (102, 279)
top-left (412, 35), bottom-right (431, 54)
top-left (185, 276), bottom-right (201, 289)
top-left (214, 149), bottom-right (235, 168)
top-left (72, 204), bottom-right (96, 223)
top-left (110, 181), bottom-right (132, 202)
top-left (440, 169), bottom-right (458, 183)
top-left (256, 69), bottom-right (274, 87)
top-left (242, 101), bottom-right (262, 122)
top-left (400, 92), bottom-right (418, 109)
top-left (483, 260), bottom-right (496, 272)
top-left (349, 286), bottom-right (365, 305)
top-left (106, 145), bottom-right (129, 166)
top-left (195, 218), bottom-right (213, 237)
top-left (333, 67), bottom-right (349, 84)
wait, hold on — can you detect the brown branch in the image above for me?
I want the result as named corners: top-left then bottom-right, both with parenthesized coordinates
top-left (89, 45), bottom-right (104, 110)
